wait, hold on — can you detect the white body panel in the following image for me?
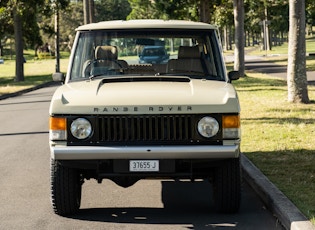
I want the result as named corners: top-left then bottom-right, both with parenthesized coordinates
top-left (49, 78), bottom-right (240, 115)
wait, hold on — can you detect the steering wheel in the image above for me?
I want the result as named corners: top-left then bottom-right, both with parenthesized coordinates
top-left (83, 59), bottom-right (123, 78)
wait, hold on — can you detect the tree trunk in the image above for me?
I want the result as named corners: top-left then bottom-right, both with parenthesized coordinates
top-left (0, 39), bottom-right (2, 57)
top-left (248, 31), bottom-right (250, 47)
top-left (287, 0), bottom-right (309, 103)
top-left (200, 0), bottom-right (210, 23)
top-left (233, 0), bottom-right (245, 77)
top-left (264, 7), bottom-right (271, 51)
top-left (83, 0), bottom-right (90, 24)
top-left (228, 26), bottom-right (232, 50)
top-left (89, 0), bottom-right (95, 23)
top-left (224, 26), bottom-right (228, 51)
top-left (13, 7), bottom-right (24, 82)
top-left (55, 8), bottom-right (60, 73)
top-left (83, 0), bottom-right (94, 24)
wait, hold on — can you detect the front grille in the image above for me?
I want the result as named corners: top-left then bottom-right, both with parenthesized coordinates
top-left (99, 115), bottom-right (194, 143)
top-left (67, 114), bottom-right (223, 145)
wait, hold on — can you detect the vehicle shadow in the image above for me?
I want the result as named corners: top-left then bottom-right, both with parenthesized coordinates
top-left (70, 181), bottom-right (239, 228)
top-left (66, 180), bottom-right (280, 230)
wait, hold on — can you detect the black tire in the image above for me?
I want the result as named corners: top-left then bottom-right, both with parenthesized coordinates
top-left (50, 159), bottom-right (82, 216)
top-left (213, 157), bottom-right (241, 213)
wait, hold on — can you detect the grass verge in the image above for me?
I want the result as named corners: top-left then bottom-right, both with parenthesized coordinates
top-left (234, 73), bottom-right (315, 224)
top-left (0, 58), bottom-right (68, 95)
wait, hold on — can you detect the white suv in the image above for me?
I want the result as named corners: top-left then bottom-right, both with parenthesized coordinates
top-left (49, 20), bottom-right (241, 216)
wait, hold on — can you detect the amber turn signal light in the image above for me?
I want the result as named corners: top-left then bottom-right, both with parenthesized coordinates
top-left (222, 115), bottom-right (240, 128)
top-left (49, 117), bottom-right (66, 131)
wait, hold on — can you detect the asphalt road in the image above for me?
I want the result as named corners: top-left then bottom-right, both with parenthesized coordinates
top-left (244, 57), bottom-right (315, 85)
top-left (0, 85), bottom-right (284, 230)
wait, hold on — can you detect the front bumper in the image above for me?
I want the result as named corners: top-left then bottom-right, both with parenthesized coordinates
top-left (50, 144), bottom-right (240, 160)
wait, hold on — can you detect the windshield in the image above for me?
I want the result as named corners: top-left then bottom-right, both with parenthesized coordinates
top-left (69, 29), bottom-right (226, 81)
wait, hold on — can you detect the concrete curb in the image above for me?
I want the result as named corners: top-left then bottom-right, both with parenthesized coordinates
top-left (0, 81), bottom-right (59, 101)
top-left (241, 154), bottom-right (315, 230)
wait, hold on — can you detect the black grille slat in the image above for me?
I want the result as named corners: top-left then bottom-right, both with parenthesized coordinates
top-left (177, 116), bottom-right (182, 139)
top-left (167, 117), bottom-right (171, 140)
top-left (185, 116), bottom-right (191, 139)
top-left (155, 117), bottom-right (160, 140)
top-left (111, 117), bottom-right (116, 140)
top-left (161, 116), bottom-right (165, 140)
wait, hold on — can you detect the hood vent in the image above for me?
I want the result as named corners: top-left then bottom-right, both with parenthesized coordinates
top-left (101, 76), bottom-right (191, 84)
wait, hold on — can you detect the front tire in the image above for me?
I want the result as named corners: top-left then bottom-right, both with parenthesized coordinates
top-left (213, 157), bottom-right (241, 213)
top-left (50, 159), bottom-right (82, 216)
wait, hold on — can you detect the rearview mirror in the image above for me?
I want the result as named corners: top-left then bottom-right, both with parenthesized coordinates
top-left (135, 38), bottom-right (155, 45)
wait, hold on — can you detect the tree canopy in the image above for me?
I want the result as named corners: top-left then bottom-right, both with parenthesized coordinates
top-left (0, 0), bottom-right (315, 99)
top-left (2, 0), bottom-right (315, 57)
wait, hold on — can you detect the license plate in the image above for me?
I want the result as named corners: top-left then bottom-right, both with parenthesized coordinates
top-left (129, 160), bottom-right (159, 172)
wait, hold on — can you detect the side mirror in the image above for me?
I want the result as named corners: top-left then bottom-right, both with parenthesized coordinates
top-left (52, 72), bottom-right (65, 82)
top-left (228, 71), bottom-right (241, 82)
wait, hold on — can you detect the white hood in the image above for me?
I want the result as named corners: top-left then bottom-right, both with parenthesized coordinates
top-left (49, 77), bottom-right (240, 115)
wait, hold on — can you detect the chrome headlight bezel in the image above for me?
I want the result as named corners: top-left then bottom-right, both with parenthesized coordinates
top-left (197, 116), bottom-right (219, 138)
top-left (70, 118), bottom-right (93, 140)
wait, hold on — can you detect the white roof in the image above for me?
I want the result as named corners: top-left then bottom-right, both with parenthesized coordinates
top-left (76, 19), bottom-right (217, 31)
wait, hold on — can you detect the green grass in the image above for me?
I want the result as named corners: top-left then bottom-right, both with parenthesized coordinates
top-left (307, 36), bottom-right (315, 54)
top-left (234, 73), bottom-right (315, 224)
top-left (0, 54), bottom-right (69, 95)
top-left (246, 36), bottom-right (315, 57)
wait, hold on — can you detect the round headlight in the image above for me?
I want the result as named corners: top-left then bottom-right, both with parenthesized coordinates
top-left (70, 118), bottom-right (92, 139)
top-left (197, 116), bottom-right (219, 138)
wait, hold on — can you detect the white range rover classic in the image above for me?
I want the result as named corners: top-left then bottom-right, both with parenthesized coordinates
top-left (49, 19), bottom-right (241, 216)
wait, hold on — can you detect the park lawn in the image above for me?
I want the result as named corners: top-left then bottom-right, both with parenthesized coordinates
top-left (0, 57), bottom-right (68, 95)
top-left (249, 36), bottom-right (315, 56)
top-left (233, 74), bottom-right (315, 224)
